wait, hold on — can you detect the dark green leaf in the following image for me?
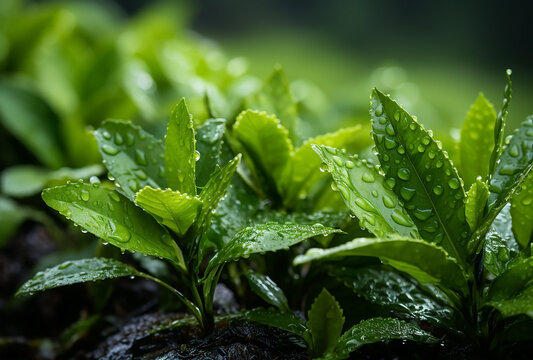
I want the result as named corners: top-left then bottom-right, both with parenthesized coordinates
top-left (94, 120), bottom-right (166, 201)
top-left (313, 145), bottom-right (419, 239)
top-left (511, 171), bottom-right (533, 247)
top-left (244, 270), bottom-right (290, 312)
top-left (165, 99), bottom-right (196, 195)
top-left (196, 118), bottom-right (226, 188)
top-left (486, 284), bottom-right (533, 319)
top-left (486, 256), bottom-right (533, 303)
top-left (459, 94), bottom-right (496, 188)
top-left (488, 70), bottom-right (512, 178)
top-left (295, 237), bottom-right (469, 295)
top-left (239, 308), bottom-right (307, 338)
top-left (307, 288), bottom-right (345, 356)
top-left (465, 179), bottom-right (489, 232)
top-left (42, 183), bottom-right (185, 268)
top-left (0, 196), bottom-right (27, 245)
top-left (16, 258), bottom-right (139, 297)
top-left (371, 88), bottom-right (469, 263)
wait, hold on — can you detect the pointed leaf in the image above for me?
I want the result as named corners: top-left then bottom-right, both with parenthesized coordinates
top-left (314, 145), bottom-right (419, 238)
top-left (135, 187), bottom-right (202, 237)
top-left (307, 288), bottom-right (345, 356)
top-left (196, 118), bottom-right (226, 188)
top-left (94, 120), bottom-right (165, 201)
top-left (244, 270), bottom-right (290, 312)
top-left (465, 178), bottom-right (490, 232)
top-left (42, 183), bottom-right (185, 268)
top-left (165, 99), bottom-right (196, 195)
top-left (239, 308), bottom-right (307, 337)
top-left (459, 94), bottom-right (496, 188)
top-left (16, 258), bottom-right (139, 297)
top-left (511, 169), bottom-right (533, 247)
top-left (371, 89), bottom-right (469, 263)
top-left (295, 237), bottom-right (468, 295)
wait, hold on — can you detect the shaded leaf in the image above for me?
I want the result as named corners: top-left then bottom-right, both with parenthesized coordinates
top-left (196, 118), bottom-right (226, 188)
top-left (511, 171), bottom-right (533, 247)
top-left (486, 285), bottom-right (533, 319)
top-left (0, 196), bottom-right (28, 245)
top-left (307, 288), bottom-right (345, 356)
top-left (239, 308), bottom-right (306, 338)
top-left (244, 270), bottom-right (290, 312)
top-left (465, 179), bottom-right (490, 232)
top-left (488, 70), bottom-right (512, 178)
top-left (486, 256), bottom-right (533, 303)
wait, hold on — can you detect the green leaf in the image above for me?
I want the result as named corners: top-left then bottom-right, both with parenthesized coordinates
top-left (122, 60), bottom-right (159, 120)
top-left (16, 258), bottom-right (139, 297)
top-left (165, 99), bottom-right (196, 195)
top-left (486, 285), bottom-right (533, 319)
top-left (206, 222), bottom-right (342, 275)
top-left (326, 318), bottom-right (438, 360)
top-left (2, 164), bottom-right (103, 197)
top-left (135, 186), bottom-right (202, 237)
top-left (488, 69), bottom-right (513, 179)
top-left (485, 256), bottom-right (533, 303)
top-left (244, 270), bottom-right (290, 312)
top-left (94, 120), bottom-right (166, 202)
top-left (42, 183), bottom-right (185, 268)
top-left (459, 94), bottom-right (496, 188)
top-left (307, 288), bottom-right (345, 356)
top-left (196, 118), bottom-right (226, 188)
top-left (371, 88), bottom-right (469, 263)
top-left (233, 110), bottom-right (293, 196)
top-left (511, 170), bottom-right (533, 247)
top-left (0, 81), bottom-right (65, 168)
top-left (483, 205), bottom-right (521, 277)
top-left (313, 145), bottom-right (419, 239)
top-left (239, 308), bottom-right (307, 338)
top-left (294, 237), bottom-right (468, 295)
top-left (0, 196), bottom-right (27, 245)
top-left (330, 265), bottom-right (457, 330)
top-left (465, 178), bottom-right (490, 232)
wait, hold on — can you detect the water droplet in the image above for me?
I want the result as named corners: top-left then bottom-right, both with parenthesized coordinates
top-left (385, 124), bottom-right (395, 136)
top-left (80, 189), bottom-right (90, 201)
top-left (391, 209), bottom-right (412, 227)
top-left (332, 155), bottom-right (343, 167)
top-left (433, 185), bottom-right (443, 196)
top-left (134, 169), bottom-right (147, 180)
top-left (425, 174), bottom-right (432, 182)
top-left (397, 146), bottom-right (405, 155)
top-left (135, 149), bottom-right (147, 165)
top-left (114, 133), bottom-right (124, 145)
top-left (448, 178), bottom-right (460, 189)
top-left (58, 261), bottom-right (73, 270)
top-left (195, 150), bottom-right (201, 161)
top-left (423, 220), bottom-right (438, 233)
top-left (375, 106), bottom-right (383, 116)
top-left (417, 145), bottom-right (425, 153)
top-left (428, 150), bottom-right (436, 159)
top-left (384, 138), bottom-right (397, 149)
top-left (413, 208), bottom-right (432, 220)
top-left (371, 190), bottom-right (378, 197)
top-left (129, 179), bottom-right (139, 192)
top-left (409, 123), bottom-right (416, 131)
top-left (109, 192), bottom-right (120, 202)
top-left (102, 144), bottom-right (119, 155)
top-left (435, 159), bottom-right (443, 168)
top-left (509, 144), bottom-right (519, 157)
top-left (521, 197), bottom-right (533, 206)
top-left (330, 182), bottom-right (338, 191)
top-left (345, 160), bottom-right (355, 169)
top-left (385, 177), bottom-right (396, 189)
top-left (397, 168), bottom-right (410, 181)
top-left (89, 176), bottom-right (100, 184)
top-left (355, 197), bottom-right (374, 212)
top-left (400, 187), bottom-right (416, 201)
top-left (394, 111), bottom-right (401, 121)
top-left (382, 195), bottom-right (395, 208)
top-left (362, 172), bottom-right (375, 183)
top-left (102, 131), bottom-right (112, 140)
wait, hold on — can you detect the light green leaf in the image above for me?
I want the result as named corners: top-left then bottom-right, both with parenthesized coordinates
top-left (196, 118), bottom-right (226, 188)
top-left (206, 222), bottom-right (342, 275)
top-left (313, 145), bottom-right (419, 239)
top-left (122, 60), bottom-right (159, 120)
top-left (239, 308), bottom-right (307, 338)
top-left (16, 258), bottom-right (139, 297)
top-left (325, 318), bottom-right (438, 360)
top-left (165, 98), bottom-right (196, 195)
top-left (307, 288), bottom-right (345, 356)
top-left (371, 89), bottom-right (469, 263)
top-left (244, 270), bottom-right (290, 312)
top-left (459, 94), bottom-right (496, 188)
top-left (465, 178), bottom-right (490, 232)
top-left (94, 120), bottom-right (166, 202)
top-left (42, 183), bottom-right (185, 268)
top-left (295, 237), bottom-right (468, 295)
top-left (511, 171), bottom-right (533, 247)
top-left (135, 186), bottom-right (202, 237)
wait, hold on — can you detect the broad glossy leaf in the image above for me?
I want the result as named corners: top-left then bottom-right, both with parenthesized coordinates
top-left (0, 81), bottom-right (65, 168)
top-left (244, 270), bottom-right (290, 312)
top-left (371, 89), bottom-right (469, 263)
top-left (465, 179), bottom-right (489, 232)
top-left (196, 118), bottom-right (226, 188)
top-left (486, 285), bottom-right (533, 319)
top-left (233, 110), bottom-right (293, 195)
top-left (1, 164), bottom-right (103, 197)
top-left (330, 265), bottom-right (456, 329)
top-left (488, 69), bottom-right (512, 178)
top-left (294, 237), bottom-right (468, 295)
top-left (459, 94), bottom-right (496, 188)
top-left (307, 288), bottom-right (344, 356)
top-left (206, 222), bottom-right (342, 275)
top-left (483, 205), bottom-right (521, 277)
top-left (165, 99), bottom-right (196, 195)
top-left (486, 257), bottom-right (533, 302)
top-left (94, 120), bottom-right (166, 201)
top-left (327, 318), bottom-right (438, 360)
top-left (16, 258), bottom-right (139, 297)
top-left (239, 308), bottom-right (307, 337)
top-left (511, 171), bottom-right (533, 247)
top-left (135, 187), bottom-right (202, 237)
top-left (314, 145), bottom-right (419, 239)
top-left (42, 183), bottom-right (185, 268)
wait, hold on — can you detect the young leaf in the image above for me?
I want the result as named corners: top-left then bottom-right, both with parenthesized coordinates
top-left (244, 270), bottom-right (290, 312)
top-left (165, 99), bottom-right (196, 195)
top-left (465, 178), bottom-right (490, 232)
top-left (206, 223), bottom-right (342, 275)
top-left (42, 183), bottom-right (185, 268)
top-left (239, 308), bottom-right (307, 337)
top-left (307, 288), bottom-right (345, 356)
top-left (195, 118), bottom-right (226, 188)
top-left (328, 318), bottom-right (438, 360)
top-left (459, 94), bottom-right (496, 188)
top-left (94, 120), bottom-right (166, 201)
top-left (371, 89), bottom-right (469, 263)
top-left (16, 258), bottom-right (139, 297)
top-left (135, 186), bottom-right (202, 237)
top-left (313, 145), bottom-right (419, 239)
top-left (511, 171), bottom-right (533, 247)
top-left (295, 237), bottom-right (469, 295)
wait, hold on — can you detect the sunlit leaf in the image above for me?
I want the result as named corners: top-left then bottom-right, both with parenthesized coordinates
top-left (465, 178), bottom-right (489, 232)
top-left (196, 118), bottom-right (226, 188)
top-left (511, 171), bottom-right (533, 247)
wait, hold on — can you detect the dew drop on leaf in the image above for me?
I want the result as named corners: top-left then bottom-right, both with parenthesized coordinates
top-left (447, 178), bottom-right (460, 189)
top-left (102, 144), bottom-right (119, 155)
top-left (80, 190), bottom-right (90, 201)
top-left (397, 168), bottom-right (410, 181)
top-left (433, 185), bottom-right (444, 196)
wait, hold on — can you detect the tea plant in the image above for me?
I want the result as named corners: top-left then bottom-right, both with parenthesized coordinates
top-left (295, 71), bottom-right (533, 355)
top-left (16, 99), bottom-right (340, 334)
